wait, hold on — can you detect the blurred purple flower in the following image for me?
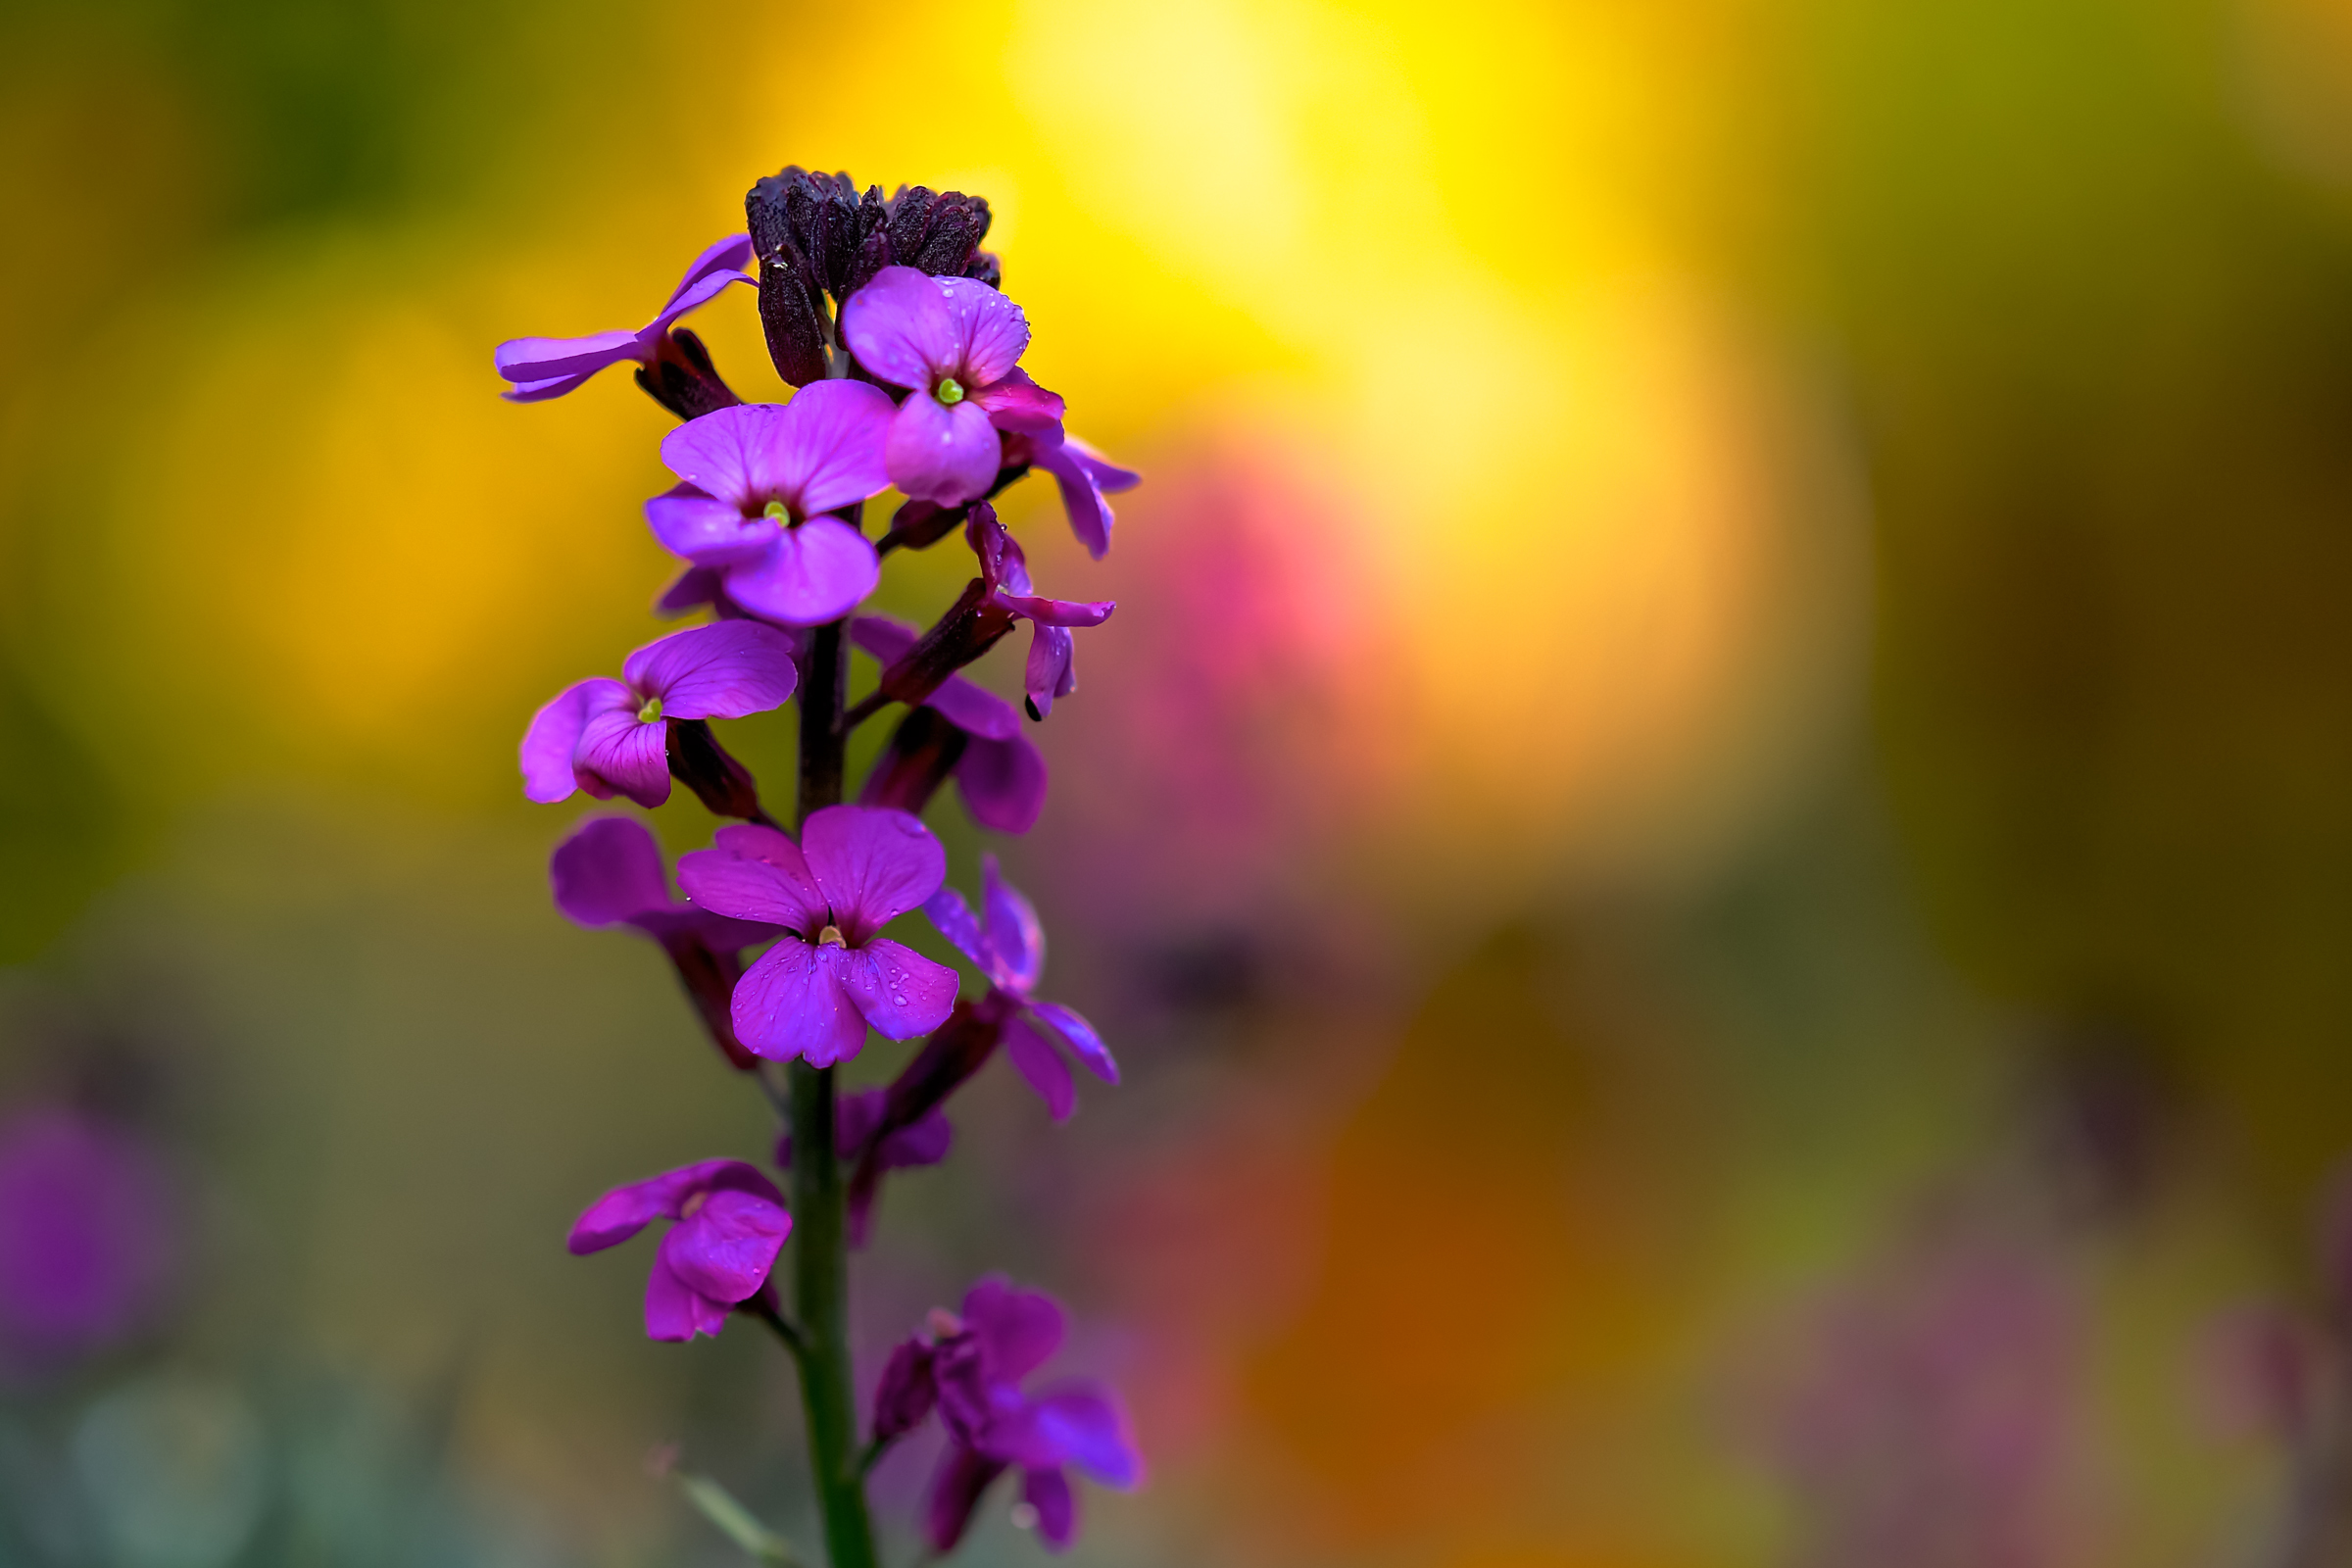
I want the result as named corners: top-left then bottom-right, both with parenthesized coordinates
top-left (520, 621), bottom-right (799, 809)
top-left (840, 267), bottom-right (1064, 505)
top-left (0, 1109), bottom-right (176, 1366)
top-left (551, 816), bottom-right (779, 1070)
top-left (494, 235), bottom-right (754, 401)
top-left (568, 1159), bottom-right (790, 1343)
top-left (676, 807), bottom-right (959, 1066)
top-left (965, 505), bottom-right (1113, 720)
top-left (775, 1086), bottom-right (951, 1247)
top-left (878, 1277), bottom-right (1141, 1553)
top-left (852, 615), bottom-right (1047, 833)
top-left (925, 857), bottom-right (1115, 1121)
top-left (646, 385), bottom-right (897, 625)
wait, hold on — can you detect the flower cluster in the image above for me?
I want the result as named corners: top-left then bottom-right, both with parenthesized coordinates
top-left (499, 167), bottom-right (1142, 1563)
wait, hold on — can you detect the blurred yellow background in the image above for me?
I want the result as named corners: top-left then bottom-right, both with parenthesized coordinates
top-left (6, 0), bottom-right (2352, 1563)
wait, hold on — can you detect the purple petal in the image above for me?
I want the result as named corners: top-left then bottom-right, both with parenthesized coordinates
top-left (1004, 1016), bottom-right (1075, 1122)
top-left (834, 1087), bottom-right (888, 1160)
top-left (1033, 1380), bottom-right (1144, 1489)
top-left (970, 368), bottom-right (1064, 436)
top-left (980, 855), bottom-right (1045, 993)
top-left (837, 939), bottom-right (960, 1041)
top-left (520, 678), bottom-right (608, 803)
top-left (721, 516), bottom-right (879, 626)
top-left (841, 265), bottom-right (958, 389)
top-left (848, 614), bottom-right (919, 665)
top-left (1025, 624), bottom-right (1076, 719)
top-left (677, 823), bottom-right (827, 931)
top-left (500, 367), bottom-right (605, 403)
top-left (1027, 1002), bottom-right (1117, 1086)
top-left (655, 565), bottom-right (727, 616)
top-left (647, 263), bottom-right (751, 334)
top-left (923, 1444), bottom-right (1008, 1553)
top-left (1031, 435), bottom-right (1135, 561)
top-left (573, 706), bottom-right (671, 808)
top-left (873, 1337), bottom-right (939, 1441)
top-left (802, 806), bottom-right (946, 940)
top-left (646, 483), bottom-right (777, 566)
top-left (567, 1158), bottom-right (769, 1252)
top-left (886, 394), bottom-right (1003, 507)
top-left (655, 234), bottom-right (757, 315)
top-left (658, 1188), bottom-right (790, 1303)
top-left (659, 405), bottom-right (798, 511)
top-left (876, 1104), bottom-right (954, 1168)
top-left (955, 733), bottom-right (1049, 834)
top-left (621, 621), bottom-right (799, 720)
top-left (772, 379), bottom-right (897, 515)
top-left (922, 885), bottom-right (994, 973)
top-left (550, 816), bottom-right (673, 928)
top-left (999, 590), bottom-right (1115, 629)
top-left (493, 328), bottom-right (643, 386)
top-left (643, 1254), bottom-right (729, 1343)
top-left (1063, 433), bottom-right (1141, 494)
top-left (731, 940), bottom-right (869, 1066)
top-left (961, 1277), bottom-right (1067, 1383)
top-left (1022, 1465), bottom-right (1078, 1550)
top-left (935, 276), bottom-right (1031, 388)
top-left (925, 671), bottom-right (1023, 742)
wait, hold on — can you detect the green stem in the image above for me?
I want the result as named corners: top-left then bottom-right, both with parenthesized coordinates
top-left (788, 612), bottom-right (878, 1568)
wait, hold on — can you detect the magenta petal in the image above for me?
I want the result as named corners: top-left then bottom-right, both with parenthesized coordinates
top-left (970, 368), bottom-right (1064, 435)
top-left (570, 1158), bottom-right (777, 1254)
top-left (962, 1277), bottom-right (1067, 1381)
top-left (877, 1105), bottom-right (953, 1167)
top-left (802, 805), bottom-right (947, 939)
top-left (731, 939), bottom-right (869, 1066)
top-left (955, 734), bottom-right (1049, 834)
top-left (775, 380), bottom-right (897, 514)
top-left (999, 591), bottom-right (1114, 629)
top-left (722, 517), bottom-right (880, 626)
top-left (646, 483), bottom-right (778, 566)
top-left (622, 621), bottom-right (799, 720)
top-left (574, 707), bottom-right (671, 808)
top-left (1022, 1466), bottom-right (1077, 1550)
top-left (924, 1444), bottom-right (1008, 1553)
top-left (521, 679), bottom-right (605, 803)
top-left (500, 368), bottom-right (604, 403)
top-left (1033, 1381), bottom-right (1144, 1489)
top-left (886, 394), bottom-right (1003, 506)
top-left (1025, 625), bottom-right (1077, 719)
top-left (1028, 1002), bottom-right (1116, 1086)
top-left (841, 265), bottom-right (958, 389)
top-left (655, 565), bottom-right (726, 616)
top-left (677, 824), bottom-right (828, 932)
top-left (924, 670), bottom-right (1023, 742)
top-left (837, 939), bottom-right (960, 1041)
top-left (1032, 438), bottom-right (1121, 561)
top-left (922, 886), bottom-right (992, 972)
top-left (1064, 433), bottom-right (1140, 494)
top-left (658, 1189), bottom-right (790, 1303)
top-left (660, 405), bottom-right (815, 510)
top-left (658, 234), bottom-right (757, 313)
top-left (643, 1255), bottom-right (728, 1343)
top-left (980, 856), bottom-right (1045, 993)
top-left (493, 328), bottom-right (642, 386)
top-left (550, 817), bottom-right (672, 928)
top-left (649, 265), bottom-right (751, 332)
top-left (1004, 1017), bottom-right (1075, 1122)
top-left (936, 276), bottom-right (1032, 388)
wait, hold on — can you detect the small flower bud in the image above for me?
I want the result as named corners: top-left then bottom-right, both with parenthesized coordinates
top-left (664, 719), bottom-right (764, 821)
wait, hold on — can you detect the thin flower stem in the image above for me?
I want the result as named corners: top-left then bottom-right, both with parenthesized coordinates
top-left (836, 691), bottom-right (891, 737)
top-left (744, 1298), bottom-right (808, 1360)
top-left (787, 612), bottom-right (880, 1568)
top-left (855, 1434), bottom-right (895, 1479)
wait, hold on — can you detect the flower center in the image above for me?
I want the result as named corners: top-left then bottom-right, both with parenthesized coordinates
top-left (935, 376), bottom-right (964, 406)
top-left (762, 498), bottom-right (793, 524)
top-left (637, 695), bottom-right (664, 723)
top-left (817, 923), bottom-right (847, 947)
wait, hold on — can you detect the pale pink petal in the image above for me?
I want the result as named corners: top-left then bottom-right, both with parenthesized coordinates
top-left (574, 707), bottom-right (671, 808)
top-left (888, 394), bottom-right (1003, 507)
top-left (1004, 1016), bottom-right (1075, 1122)
top-left (772, 380), bottom-right (897, 515)
top-left (802, 806), bottom-right (947, 940)
top-left (550, 816), bottom-right (673, 928)
top-left (836, 939), bottom-right (960, 1040)
top-left (936, 276), bottom-right (1031, 388)
top-left (646, 483), bottom-right (777, 566)
top-left (731, 939), bottom-right (869, 1066)
top-left (621, 621), bottom-right (799, 720)
top-left (840, 265), bottom-right (957, 388)
top-left (677, 824), bottom-right (827, 932)
top-left (721, 517), bottom-right (880, 626)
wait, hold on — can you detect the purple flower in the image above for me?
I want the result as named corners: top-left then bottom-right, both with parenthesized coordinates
top-left (494, 235), bottom-right (754, 402)
top-left (568, 1160), bottom-right (790, 1343)
top-left (774, 1086), bottom-right (952, 1247)
top-left (1019, 431), bottom-right (1141, 561)
top-left (0, 1109), bottom-right (176, 1366)
top-left (646, 383), bottom-right (898, 626)
top-left (675, 807), bottom-right (960, 1066)
top-left (550, 816), bottom-right (779, 1070)
top-left (851, 614), bottom-right (1047, 833)
top-left (840, 266), bottom-right (1065, 506)
top-left (965, 505), bottom-right (1113, 720)
top-left (925, 858), bottom-right (1115, 1122)
top-left (879, 1277), bottom-right (1142, 1554)
top-left (520, 621), bottom-right (800, 809)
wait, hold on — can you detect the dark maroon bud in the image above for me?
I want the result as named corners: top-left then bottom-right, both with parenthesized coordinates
top-left (658, 935), bottom-right (760, 1071)
top-left (871, 578), bottom-right (1017, 710)
top-left (858, 707), bottom-right (967, 818)
top-left (871, 1338), bottom-right (940, 1441)
top-left (633, 328), bottom-right (742, 421)
top-left (963, 250), bottom-right (1003, 288)
top-left (754, 263), bottom-right (828, 388)
top-left (665, 719), bottom-right (764, 820)
top-left (879, 497), bottom-right (969, 554)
